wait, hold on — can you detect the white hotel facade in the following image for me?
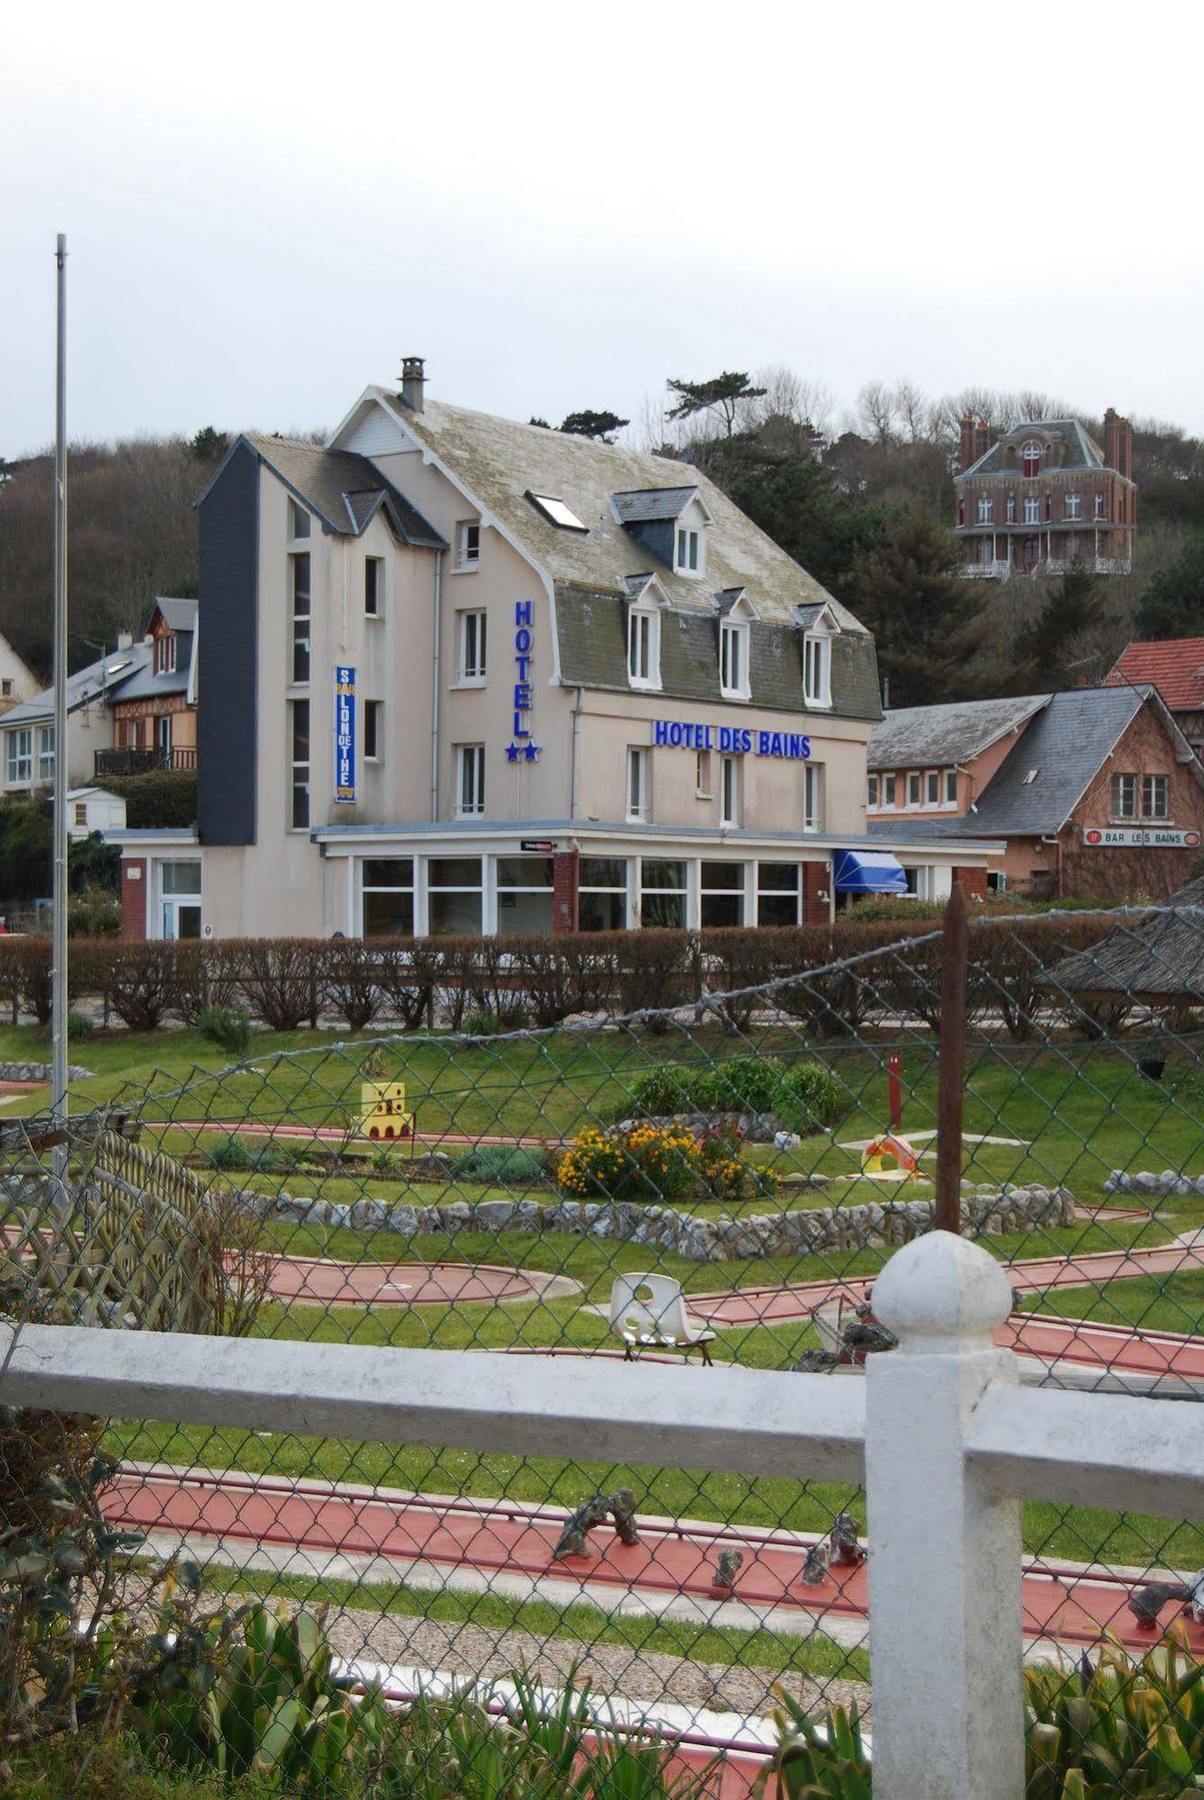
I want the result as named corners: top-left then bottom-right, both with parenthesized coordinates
top-left (115, 362), bottom-right (996, 941)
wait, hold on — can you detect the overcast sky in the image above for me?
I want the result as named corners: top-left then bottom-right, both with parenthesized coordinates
top-left (4, 0), bottom-right (1201, 457)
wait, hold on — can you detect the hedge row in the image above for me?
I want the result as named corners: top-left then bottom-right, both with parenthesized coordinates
top-left (0, 917), bottom-right (1120, 1038)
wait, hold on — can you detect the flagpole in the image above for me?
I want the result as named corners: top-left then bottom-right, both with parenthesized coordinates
top-left (51, 234), bottom-right (68, 1181)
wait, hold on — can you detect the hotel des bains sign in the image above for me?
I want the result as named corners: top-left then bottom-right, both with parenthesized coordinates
top-left (652, 719), bottom-right (813, 759)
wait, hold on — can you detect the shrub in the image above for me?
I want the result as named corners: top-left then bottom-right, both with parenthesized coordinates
top-left (197, 1004), bottom-right (252, 1059)
top-left (454, 1144), bottom-right (549, 1184)
top-left (557, 1123), bottom-right (702, 1201)
top-left (696, 1124), bottom-right (780, 1204)
top-left (463, 1006), bottom-right (507, 1038)
top-left (67, 1008), bottom-right (96, 1040)
top-left (324, 938), bottom-right (382, 1030)
top-left (101, 770), bottom-right (197, 828)
top-left (100, 941), bottom-right (179, 1030)
top-left (228, 938), bottom-right (318, 1030)
top-left (624, 1055), bottom-right (840, 1134)
top-left (67, 883), bottom-right (120, 936)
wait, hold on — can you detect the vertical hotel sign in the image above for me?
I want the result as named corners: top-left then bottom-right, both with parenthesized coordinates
top-left (504, 600), bottom-right (541, 763)
top-left (334, 665), bottom-right (356, 803)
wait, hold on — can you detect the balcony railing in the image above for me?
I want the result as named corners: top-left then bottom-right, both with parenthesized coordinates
top-left (94, 746), bottom-right (198, 777)
top-left (960, 556), bottom-right (1133, 581)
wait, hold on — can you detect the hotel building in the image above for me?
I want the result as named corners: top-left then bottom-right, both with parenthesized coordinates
top-left (116, 363), bottom-right (996, 940)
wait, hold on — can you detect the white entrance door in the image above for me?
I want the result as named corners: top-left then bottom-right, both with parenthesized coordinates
top-left (159, 859), bottom-right (201, 939)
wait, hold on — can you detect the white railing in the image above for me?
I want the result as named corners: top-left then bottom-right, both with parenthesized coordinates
top-left (2, 1231), bottom-right (1200, 1800)
top-left (961, 557), bottom-right (1133, 581)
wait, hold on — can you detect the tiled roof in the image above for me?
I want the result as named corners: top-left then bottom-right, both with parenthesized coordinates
top-left (149, 597), bottom-right (197, 632)
top-left (1106, 639), bottom-right (1204, 712)
top-left (2, 645), bottom-right (152, 725)
top-left (242, 435), bottom-right (445, 548)
top-left (362, 391), bottom-right (869, 633)
top-left (868, 694), bottom-right (1049, 770)
top-left (611, 487), bottom-right (700, 524)
top-left (959, 418), bottom-right (1107, 480)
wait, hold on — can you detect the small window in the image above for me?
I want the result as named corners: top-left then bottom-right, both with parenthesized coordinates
top-left (290, 553), bottom-right (311, 683)
top-left (455, 521), bottom-right (481, 571)
top-left (907, 771), bottom-right (921, 808)
top-left (696, 749), bottom-right (713, 797)
top-left (290, 699), bottom-right (310, 829)
top-left (1142, 774), bottom-right (1169, 820)
top-left (288, 499), bottom-right (311, 540)
top-left (1023, 767), bottom-right (1039, 785)
top-left (1094, 492), bottom-right (1107, 519)
top-left (364, 699), bottom-right (383, 761)
top-left (976, 497), bottom-right (993, 523)
top-left (626, 746), bottom-right (649, 822)
top-left (153, 633), bottom-right (176, 674)
top-left (1024, 496), bottom-right (1040, 525)
top-left (803, 633), bottom-right (831, 708)
top-left (5, 729), bottom-right (31, 785)
top-left (945, 768), bottom-right (957, 806)
top-left (720, 621), bottom-right (749, 699)
top-left (867, 772), bottom-right (879, 807)
top-left (458, 610), bottom-right (487, 682)
top-left (456, 743), bottom-right (486, 817)
top-left (73, 801), bottom-right (87, 827)
top-left (925, 769), bottom-right (940, 805)
top-left (720, 754), bottom-right (740, 828)
top-left (1005, 496), bottom-right (1016, 524)
top-left (675, 527), bottom-right (701, 574)
top-left (957, 500), bottom-right (965, 527)
top-left (1111, 773), bottom-right (1137, 819)
top-left (1065, 493), bottom-right (1081, 520)
top-left (364, 557), bottom-right (383, 617)
top-left (1, 680), bottom-right (12, 698)
top-left (882, 772), bottom-right (898, 809)
top-left (627, 608), bottom-right (659, 688)
top-left (36, 727), bottom-right (54, 784)
top-left (1044, 495), bottom-right (1052, 522)
top-left (1022, 441), bottom-right (1041, 478)
top-left (804, 761), bottom-right (824, 832)
top-left (527, 492), bottom-right (587, 532)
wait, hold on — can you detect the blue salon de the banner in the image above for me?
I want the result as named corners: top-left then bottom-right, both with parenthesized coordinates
top-left (334, 665), bottom-right (356, 803)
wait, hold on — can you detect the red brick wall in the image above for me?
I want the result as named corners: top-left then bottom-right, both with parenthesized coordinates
top-left (1063, 700), bottom-right (1204, 900)
top-left (121, 858), bottom-right (148, 940)
top-left (802, 860), bottom-right (831, 925)
top-left (952, 866), bottom-right (987, 901)
top-left (552, 850), bottom-right (579, 933)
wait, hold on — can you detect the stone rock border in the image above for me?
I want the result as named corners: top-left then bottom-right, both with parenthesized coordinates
top-left (611, 1110), bottom-right (806, 1148)
top-left (1106, 1170), bottom-right (1204, 1197)
top-left (0, 1061), bottom-right (93, 1083)
top-left (243, 1183), bottom-right (1075, 1264)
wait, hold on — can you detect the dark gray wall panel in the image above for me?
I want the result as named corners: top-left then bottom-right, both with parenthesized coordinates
top-left (197, 441), bottom-right (260, 845)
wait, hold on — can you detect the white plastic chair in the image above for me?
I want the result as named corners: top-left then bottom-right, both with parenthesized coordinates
top-left (608, 1273), bottom-right (716, 1365)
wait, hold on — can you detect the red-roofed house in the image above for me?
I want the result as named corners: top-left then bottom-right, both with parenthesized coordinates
top-left (1107, 640), bottom-right (1204, 760)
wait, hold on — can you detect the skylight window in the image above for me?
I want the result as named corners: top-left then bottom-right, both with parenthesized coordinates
top-left (105, 659), bottom-right (131, 677)
top-left (1023, 768), bottom-right (1040, 785)
top-left (527, 492), bottom-right (588, 533)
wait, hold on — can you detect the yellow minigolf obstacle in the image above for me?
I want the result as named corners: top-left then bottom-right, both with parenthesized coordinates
top-left (861, 1133), bottom-right (919, 1179)
top-left (356, 1079), bottom-right (414, 1143)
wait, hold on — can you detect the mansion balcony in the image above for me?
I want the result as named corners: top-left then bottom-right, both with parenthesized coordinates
top-left (94, 746), bottom-right (198, 777)
top-left (960, 556), bottom-right (1133, 580)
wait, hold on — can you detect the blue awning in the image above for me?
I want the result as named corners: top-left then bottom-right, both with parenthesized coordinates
top-left (833, 850), bottom-right (908, 894)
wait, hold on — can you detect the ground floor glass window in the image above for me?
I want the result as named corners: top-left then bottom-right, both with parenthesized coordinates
top-left (497, 855), bottom-right (554, 934)
top-left (757, 862), bottom-right (800, 927)
top-left (640, 858), bottom-right (687, 929)
top-left (700, 861), bottom-right (744, 928)
top-left (361, 859), bottom-right (415, 936)
top-left (578, 858), bottom-right (628, 931)
top-left (428, 856), bottom-right (483, 935)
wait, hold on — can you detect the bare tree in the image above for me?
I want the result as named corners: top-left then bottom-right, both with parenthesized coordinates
top-left (856, 379), bottom-right (900, 446)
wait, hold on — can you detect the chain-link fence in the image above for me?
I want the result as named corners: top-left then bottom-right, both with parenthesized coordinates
top-left (1, 899), bottom-right (1202, 1795)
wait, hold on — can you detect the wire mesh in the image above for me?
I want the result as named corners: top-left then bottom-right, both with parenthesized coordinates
top-left (1, 900), bottom-right (1202, 1795)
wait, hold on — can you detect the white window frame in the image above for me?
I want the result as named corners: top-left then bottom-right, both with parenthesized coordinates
top-left (6, 728), bottom-right (31, 786)
top-left (1111, 773), bottom-right (1137, 820)
top-left (976, 496), bottom-right (993, 523)
top-left (720, 754), bottom-right (740, 827)
top-left (1023, 495), bottom-right (1040, 525)
top-left (719, 620), bottom-right (750, 700)
top-left (360, 858), bottom-right (415, 939)
top-left (456, 609), bottom-right (487, 685)
top-left (944, 768), bottom-right (958, 808)
top-left (882, 771), bottom-right (898, 810)
top-left (803, 761), bottom-right (824, 832)
top-left (153, 633), bottom-right (176, 674)
top-left (674, 527), bottom-right (703, 577)
top-left (287, 499), bottom-right (311, 542)
top-left (906, 770), bottom-right (921, 809)
top-left (695, 748), bottom-right (713, 798)
top-left (1065, 493), bottom-right (1082, 520)
top-left (456, 743), bottom-right (486, 817)
top-left (290, 552), bottom-right (311, 685)
top-left (867, 772), bottom-right (879, 809)
top-left (627, 607), bottom-right (660, 690)
top-left (803, 632), bottom-right (832, 709)
top-left (1022, 440), bottom-right (1041, 477)
top-left (1094, 492), bottom-right (1107, 519)
top-left (364, 699), bottom-right (383, 763)
top-left (925, 769), bottom-right (940, 806)
top-left (36, 726), bottom-right (54, 784)
top-left (454, 520), bottom-right (481, 572)
top-left (289, 699), bottom-right (309, 831)
top-left (626, 746), bottom-right (650, 822)
top-left (1005, 496), bottom-right (1016, 524)
top-left (1142, 773), bottom-right (1169, 821)
top-left (364, 557), bottom-right (384, 618)
top-left (158, 858), bottom-right (203, 941)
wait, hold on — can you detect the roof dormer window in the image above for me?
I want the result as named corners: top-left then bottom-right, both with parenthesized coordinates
top-left (1022, 441), bottom-right (1041, 478)
top-left (675, 527), bottom-right (703, 576)
top-left (803, 631), bottom-right (832, 709)
top-left (627, 605), bottom-right (660, 690)
top-left (720, 620), bottom-right (750, 700)
top-left (153, 633), bottom-right (176, 675)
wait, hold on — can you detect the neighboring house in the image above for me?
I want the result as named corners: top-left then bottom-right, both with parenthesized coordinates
top-left (114, 360), bottom-right (997, 940)
top-left (1049, 872), bottom-right (1204, 1018)
top-left (953, 410), bottom-right (1135, 579)
top-left (869, 686), bottom-right (1204, 901)
top-left (0, 630), bottom-right (42, 716)
top-left (67, 786), bottom-right (126, 840)
top-left (0, 601), bottom-right (198, 802)
top-left (1106, 638), bottom-right (1204, 760)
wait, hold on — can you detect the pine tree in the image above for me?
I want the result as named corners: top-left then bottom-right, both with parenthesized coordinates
top-left (558, 410), bottom-right (629, 441)
top-left (1012, 565), bottom-right (1106, 690)
top-left (666, 372), bottom-right (767, 438)
top-left (1135, 536), bottom-right (1204, 638)
top-left (851, 510), bottom-right (993, 707)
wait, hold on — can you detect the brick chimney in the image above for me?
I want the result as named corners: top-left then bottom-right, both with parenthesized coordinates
top-left (959, 413), bottom-right (976, 472)
top-left (400, 356), bottom-right (426, 413)
top-left (972, 418), bottom-right (991, 464)
top-left (1103, 406), bottom-right (1133, 479)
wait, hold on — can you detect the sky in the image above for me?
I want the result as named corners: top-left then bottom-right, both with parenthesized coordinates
top-left (3, 0), bottom-right (1202, 457)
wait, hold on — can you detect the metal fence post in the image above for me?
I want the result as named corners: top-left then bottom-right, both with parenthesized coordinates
top-left (865, 1230), bottom-right (1025, 1800)
top-left (935, 881), bottom-right (969, 1233)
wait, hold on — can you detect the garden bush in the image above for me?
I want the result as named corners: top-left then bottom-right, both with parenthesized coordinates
top-left (98, 939), bottom-right (180, 1030)
top-left (623, 1054), bottom-right (841, 1134)
top-left (557, 1123), bottom-right (703, 1201)
top-left (227, 938), bottom-right (319, 1030)
top-left (454, 1143), bottom-right (549, 1184)
top-left (197, 1004), bottom-right (253, 1058)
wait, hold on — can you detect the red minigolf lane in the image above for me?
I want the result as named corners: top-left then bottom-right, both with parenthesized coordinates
top-left (148, 1119), bottom-right (562, 1150)
top-left (101, 1467), bottom-right (1204, 1660)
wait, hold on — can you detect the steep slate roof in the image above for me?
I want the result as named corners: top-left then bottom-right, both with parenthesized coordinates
top-left (1107, 639), bottom-right (1204, 712)
top-left (241, 435), bottom-right (445, 548)
top-left (359, 390), bottom-right (879, 721)
top-left (1047, 875), bottom-right (1204, 1001)
top-left (150, 597), bottom-right (197, 633)
top-left (3, 645), bottom-right (152, 725)
top-left (959, 418), bottom-right (1107, 480)
top-left (868, 694), bottom-right (1049, 771)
